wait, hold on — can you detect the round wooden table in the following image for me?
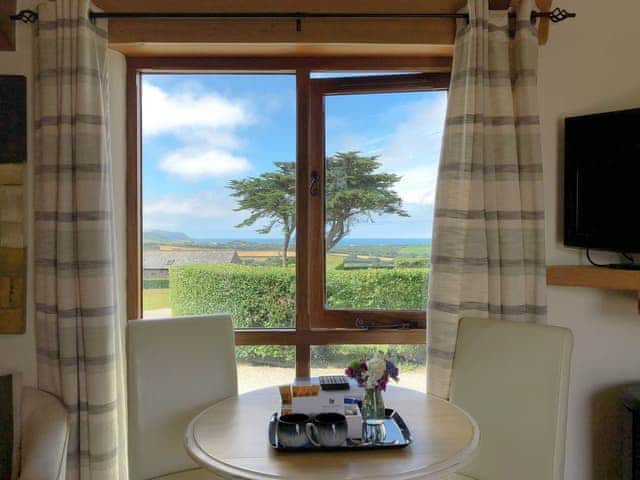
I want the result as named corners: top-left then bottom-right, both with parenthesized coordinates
top-left (185, 387), bottom-right (479, 480)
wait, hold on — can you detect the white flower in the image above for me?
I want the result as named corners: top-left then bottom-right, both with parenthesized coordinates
top-left (364, 355), bottom-right (387, 389)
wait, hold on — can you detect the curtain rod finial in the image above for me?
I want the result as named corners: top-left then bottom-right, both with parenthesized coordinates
top-left (10, 10), bottom-right (38, 23)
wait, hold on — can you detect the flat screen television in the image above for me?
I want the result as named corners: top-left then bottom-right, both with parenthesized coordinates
top-left (564, 108), bottom-right (640, 253)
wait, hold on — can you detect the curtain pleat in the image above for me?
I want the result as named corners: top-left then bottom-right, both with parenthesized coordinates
top-left (33, 1), bottom-right (125, 478)
top-left (427, 0), bottom-right (547, 399)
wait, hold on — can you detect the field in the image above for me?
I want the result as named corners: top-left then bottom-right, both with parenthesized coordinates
top-left (143, 238), bottom-right (432, 319)
top-left (143, 288), bottom-right (170, 311)
top-left (399, 244), bottom-right (432, 256)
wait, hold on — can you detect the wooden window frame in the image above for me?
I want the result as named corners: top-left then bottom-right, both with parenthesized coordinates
top-left (308, 73), bottom-right (449, 330)
top-left (126, 56), bottom-right (450, 377)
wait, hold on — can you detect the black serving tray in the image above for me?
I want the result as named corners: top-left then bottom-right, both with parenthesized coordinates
top-left (268, 408), bottom-right (412, 451)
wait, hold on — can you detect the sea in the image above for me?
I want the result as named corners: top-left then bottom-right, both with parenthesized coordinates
top-left (193, 237), bottom-right (431, 247)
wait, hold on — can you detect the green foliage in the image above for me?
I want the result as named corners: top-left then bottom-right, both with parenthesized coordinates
top-left (236, 345), bottom-right (295, 366)
top-left (170, 265), bottom-right (295, 328)
top-left (143, 278), bottom-right (169, 289)
top-left (338, 255), bottom-right (394, 270)
top-left (312, 344), bottom-right (426, 369)
top-left (228, 162), bottom-right (296, 266)
top-left (228, 152), bottom-right (409, 261)
top-left (395, 258), bottom-right (429, 268)
top-left (325, 152), bottom-right (408, 250)
top-left (261, 256), bottom-right (297, 267)
top-left (326, 269), bottom-right (428, 310)
top-left (170, 265), bottom-right (429, 365)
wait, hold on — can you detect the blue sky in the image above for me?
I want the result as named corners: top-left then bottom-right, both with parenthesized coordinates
top-left (142, 74), bottom-right (446, 241)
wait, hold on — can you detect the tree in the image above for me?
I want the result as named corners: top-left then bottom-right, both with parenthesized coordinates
top-left (324, 152), bottom-right (408, 251)
top-left (228, 162), bottom-right (296, 266)
top-left (228, 152), bottom-right (408, 265)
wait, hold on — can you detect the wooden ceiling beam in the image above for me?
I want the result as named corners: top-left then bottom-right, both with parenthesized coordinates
top-left (96, 0), bottom-right (552, 57)
top-left (94, 0), bottom-right (509, 14)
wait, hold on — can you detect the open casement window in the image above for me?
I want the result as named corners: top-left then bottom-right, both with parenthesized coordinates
top-left (127, 59), bottom-right (449, 389)
top-left (307, 73), bottom-right (448, 330)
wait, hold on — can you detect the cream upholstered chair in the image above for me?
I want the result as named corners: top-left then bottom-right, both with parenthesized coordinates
top-left (19, 387), bottom-right (69, 480)
top-left (447, 317), bottom-right (573, 480)
top-left (127, 315), bottom-right (237, 480)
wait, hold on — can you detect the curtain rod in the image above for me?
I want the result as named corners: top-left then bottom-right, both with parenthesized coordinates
top-left (11, 8), bottom-right (576, 26)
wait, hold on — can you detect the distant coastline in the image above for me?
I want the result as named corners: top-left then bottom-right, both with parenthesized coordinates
top-left (194, 237), bottom-right (432, 247)
top-left (143, 230), bottom-right (432, 252)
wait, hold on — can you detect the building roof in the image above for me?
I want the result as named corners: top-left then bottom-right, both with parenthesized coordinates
top-left (143, 249), bottom-right (240, 269)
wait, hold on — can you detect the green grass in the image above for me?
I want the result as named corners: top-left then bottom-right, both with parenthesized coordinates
top-left (326, 254), bottom-right (345, 270)
top-left (398, 245), bottom-right (432, 256)
top-left (143, 288), bottom-right (170, 311)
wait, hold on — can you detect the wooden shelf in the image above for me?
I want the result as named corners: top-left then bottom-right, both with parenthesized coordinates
top-left (547, 265), bottom-right (640, 312)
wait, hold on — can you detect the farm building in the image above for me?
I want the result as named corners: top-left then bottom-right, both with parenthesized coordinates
top-left (143, 249), bottom-right (242, 280)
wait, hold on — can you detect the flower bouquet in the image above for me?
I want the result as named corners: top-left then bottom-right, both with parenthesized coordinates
top-left (345, 354), bottom-right (399, 425)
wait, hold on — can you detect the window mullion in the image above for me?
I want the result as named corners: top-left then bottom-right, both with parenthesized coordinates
top-left (295, 69), bottom-right (312, 377)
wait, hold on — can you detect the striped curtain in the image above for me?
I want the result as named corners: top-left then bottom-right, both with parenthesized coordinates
top-left (34, 1), bottom-right (125, 479)
top-left (427, 0), bottom-right (547, 399)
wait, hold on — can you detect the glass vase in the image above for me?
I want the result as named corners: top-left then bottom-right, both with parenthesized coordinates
top-left (361, 388), bottom-right (385, 425)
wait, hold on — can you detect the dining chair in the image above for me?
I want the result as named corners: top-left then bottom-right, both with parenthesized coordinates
top-left (446, 317), bottom-right (573, 480)
top-left (127, 314), bottom-right (237, 480)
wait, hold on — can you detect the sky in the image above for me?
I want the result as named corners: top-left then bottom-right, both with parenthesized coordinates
top-left (141, 74), bottom-right (447, 241)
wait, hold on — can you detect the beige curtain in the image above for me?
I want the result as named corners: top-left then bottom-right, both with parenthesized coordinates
top-left (33, 1), bottom-right (126, 478)
top-left (427, 0), bottom-right (547, 399)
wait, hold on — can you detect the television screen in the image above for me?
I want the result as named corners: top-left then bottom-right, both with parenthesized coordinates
top-left (564, 108), bottom-right (640, 253)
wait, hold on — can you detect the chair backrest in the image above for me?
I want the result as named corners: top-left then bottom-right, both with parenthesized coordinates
top-left (127, 315), bottom-right (237, 480)
top-left (450, 317), bottom-right (573, 480)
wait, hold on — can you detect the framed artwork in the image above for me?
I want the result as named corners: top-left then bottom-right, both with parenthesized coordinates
top-left (0, 75), bottom-right (26, 334)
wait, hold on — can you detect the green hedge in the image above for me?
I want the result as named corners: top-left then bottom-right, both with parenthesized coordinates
top-left (394, 258), bottom-right (429, 269)
top-left (143, 278), bottom-right (169, 289)
top-left (170, 265), bottom-right (295, 328)
top-left (326, 269), bottom-right (427, 310)
top-left (170, 265), bottom-right (428, 367)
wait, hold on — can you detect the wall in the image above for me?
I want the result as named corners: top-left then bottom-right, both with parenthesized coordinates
top-left (539, 1), bottom-right (640, 479)
top-left (0, 0), bottom-right (36, 386)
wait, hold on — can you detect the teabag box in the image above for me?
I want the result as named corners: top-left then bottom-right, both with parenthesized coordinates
top-left (290, 386), bottom-right (345, 415)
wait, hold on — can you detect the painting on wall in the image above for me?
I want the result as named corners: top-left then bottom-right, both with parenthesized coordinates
top-left (0, 75), bottom-right (26, 334)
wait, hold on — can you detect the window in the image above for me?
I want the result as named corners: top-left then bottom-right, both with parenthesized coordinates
top-left (128, 59), bottom-right (449, 393)
top-left (140, 73), bottom-right (297, 332)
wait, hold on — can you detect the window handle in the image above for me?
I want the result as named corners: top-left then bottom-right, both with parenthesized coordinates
top-left (355, 318), bottom-right (417, 330)
top-left (310, 171), bottom-right (320, 197)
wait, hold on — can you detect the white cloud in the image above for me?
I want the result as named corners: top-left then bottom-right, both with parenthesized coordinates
top-left (379, 94), bottom-right (448, 173)
top-left (159, 148), bottom-right (251, 181)
top-left (143, 191), bottom-right (240, 234)
top-left (395, 165), bottom-right (439, 206)
top-left (143, 191), bottom-right (284, 238)
top-left (377, 94), bottom-right (448, 207)
top-left (142, 82), bottom-right (251, 136)
top-left (144, 192), bottom-right (233, 219)
top-left (142, 80), bottom-right (256, 180)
